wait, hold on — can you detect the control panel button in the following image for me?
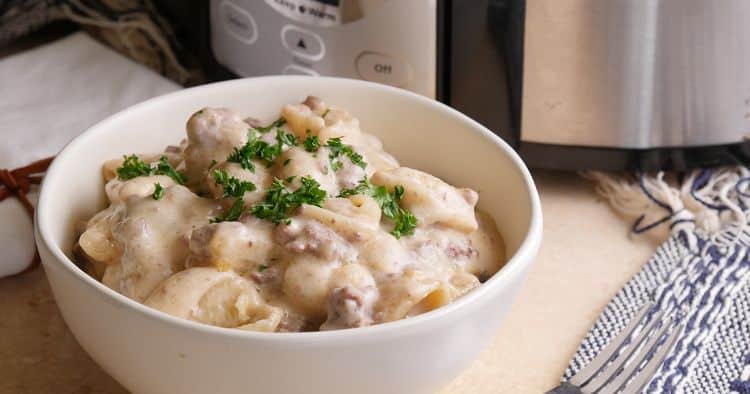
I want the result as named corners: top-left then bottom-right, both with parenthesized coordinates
top-left (355, 52), bottom-right (412, 87)
top-left (283, 64), bottom-right (320, 76)
top-left (281, 25), bottom-right (325, 61)
top-left (221, 1), bottom-right (258, 45)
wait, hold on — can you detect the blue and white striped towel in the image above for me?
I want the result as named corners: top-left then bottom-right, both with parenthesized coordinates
top-left (563, 168), bottom-right (750, 393)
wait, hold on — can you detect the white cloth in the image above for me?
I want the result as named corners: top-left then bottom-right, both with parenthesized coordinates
top-left (0, 32), bottom-right (180, 276)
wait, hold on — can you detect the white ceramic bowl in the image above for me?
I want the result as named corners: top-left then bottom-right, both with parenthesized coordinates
top-left (35, 76), bottom-right (542, 394)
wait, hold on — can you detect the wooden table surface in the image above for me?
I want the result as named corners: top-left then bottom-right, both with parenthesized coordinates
top-left (0, 170), bottom-right (656, 394)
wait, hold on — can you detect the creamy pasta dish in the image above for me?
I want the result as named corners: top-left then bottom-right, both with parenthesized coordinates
top-left (74, 96), bottom-right (506, 332)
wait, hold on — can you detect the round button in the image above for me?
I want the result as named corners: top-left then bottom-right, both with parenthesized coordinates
top-left (281, 25), bottom-right (325, 61)
top-left (221, 1), bottom-right (258, 45)
top-left (283, 65), bottom-right (320, 76)
top-left (355, 52), bottom-right (412, 87)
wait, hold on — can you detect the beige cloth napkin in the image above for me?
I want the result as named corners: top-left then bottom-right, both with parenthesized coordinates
top-left (0, 32), bottom-right (179, 276)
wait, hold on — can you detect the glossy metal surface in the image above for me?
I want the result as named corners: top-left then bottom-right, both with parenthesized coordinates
top-left (522, 0), bottom-right (750, 149)
top-left (546, 302), bottom-right (683, 394)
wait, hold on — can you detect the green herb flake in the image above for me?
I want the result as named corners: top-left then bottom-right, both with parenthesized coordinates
top-left (337, 177), bottom-right (372, 198)
top-left (227, 143), bottom-right (256, 172)
top-left (303, 130), bottom-right (320, 152)
top-left (322, 108), bottom-right (330, 118)
top-left (251, 176), bottom-right (327, 224)
top-left (276, 129), bottom-right (298, 147)
top-left (117, 155), bottom-right (152, 180)
top-left (253, 117), bottom-right (287, 134)
top-left (154, 156), bottom-right (186, 184)
top-left (227, 129), bottom-right (297, 171)
top-left (210, 198), bottom-right (244, 223)
top-left (208, 159), bottom-right (218, 169)
top-left (283, 158), bottom-right (292, 166)
top-left (392, 209), bottom-right (418, 239)
top-left (326, 137), bottom-right (367, 171)
top-left (116, 155), bottom-right (186, 185)
top-left (213, 169), bottom-right (256, 198)
top-left (152, 182), bottom-right (165, 200)
top-left (337, 178), bottom-right (417, 238)
top-left (257, 264), bottom-right (268, 272)
top-left (349, 152), bottom-right (366, 169)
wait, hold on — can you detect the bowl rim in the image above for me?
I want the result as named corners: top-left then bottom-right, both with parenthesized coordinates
top-left (35, 76), bottom-right (542, 343)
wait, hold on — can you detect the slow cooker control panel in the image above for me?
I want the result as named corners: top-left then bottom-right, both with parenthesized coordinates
top-left (210, 0), bottom-right (437, 98)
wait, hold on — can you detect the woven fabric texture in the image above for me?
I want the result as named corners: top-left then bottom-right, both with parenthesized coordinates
top-left (566, 169), bottom-right (750, 393)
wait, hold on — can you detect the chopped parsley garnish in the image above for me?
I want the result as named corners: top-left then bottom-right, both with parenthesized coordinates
top-left (379, 185), bottom-right (417, 238)
top-left (291, 135), bottom-right (363, 170)
top-left (338, 178), bottom-right (417, 238)
top-left (392, 210), bottom-right (418, 239)
top-left (152, 183), bottom-right (164, 200)
top-left (212, 169), bottom-right (256, 198)
top-left (155, 156), bottom-right (186, 184)
top-left (210, 198), bottom-right (244, 223)
top-left (338, 177), bottom-right (373, 198)
top-left (208, 159), bottom-right (218, 169)
top-left (251, 176), bottom-right (327, 224)
top-left (227, 143), bottom-right (256, 171)
top-left (117, 155), bottom-right (152, 180)
top-left (276, 129), bottom-right (298, 146)
top-left (326, 137), bottom-right (366, 171)
top-left (303, 131), bottom-right (320, 152)
top-left (208, 170), bottom-right (256, 223)
top-left (253, 117), bottom-right (286, 134)
top-left (321, 109), bottom-right (330, 118)
top-left (330, 160), bottom-right (343, 172)
top-left (257, 264), bottom-right (268, 272)
top-left (116, 155), bottom-right (186, 184)
top-left (227, 129), bottom-right (298, 172)
top-left (283, 158), bottom-right (292, 166)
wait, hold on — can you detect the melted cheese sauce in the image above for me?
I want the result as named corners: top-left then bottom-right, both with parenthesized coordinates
top-left (76, 97), bottom-right (506, 332)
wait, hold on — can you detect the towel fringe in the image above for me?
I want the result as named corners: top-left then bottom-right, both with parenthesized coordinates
top-left (583, 167), bottom-right (750, 250)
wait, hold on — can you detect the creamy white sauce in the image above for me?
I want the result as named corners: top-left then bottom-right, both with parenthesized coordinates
top-left (76, 97), bottom-right (506, 332)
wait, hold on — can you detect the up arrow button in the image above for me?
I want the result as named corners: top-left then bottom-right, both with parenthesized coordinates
top-left (282, 25), bottom-right (325, 61)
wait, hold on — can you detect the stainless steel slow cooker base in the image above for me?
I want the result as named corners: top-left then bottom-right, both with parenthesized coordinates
top-left (521, 142), bottom-right (750, 171)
